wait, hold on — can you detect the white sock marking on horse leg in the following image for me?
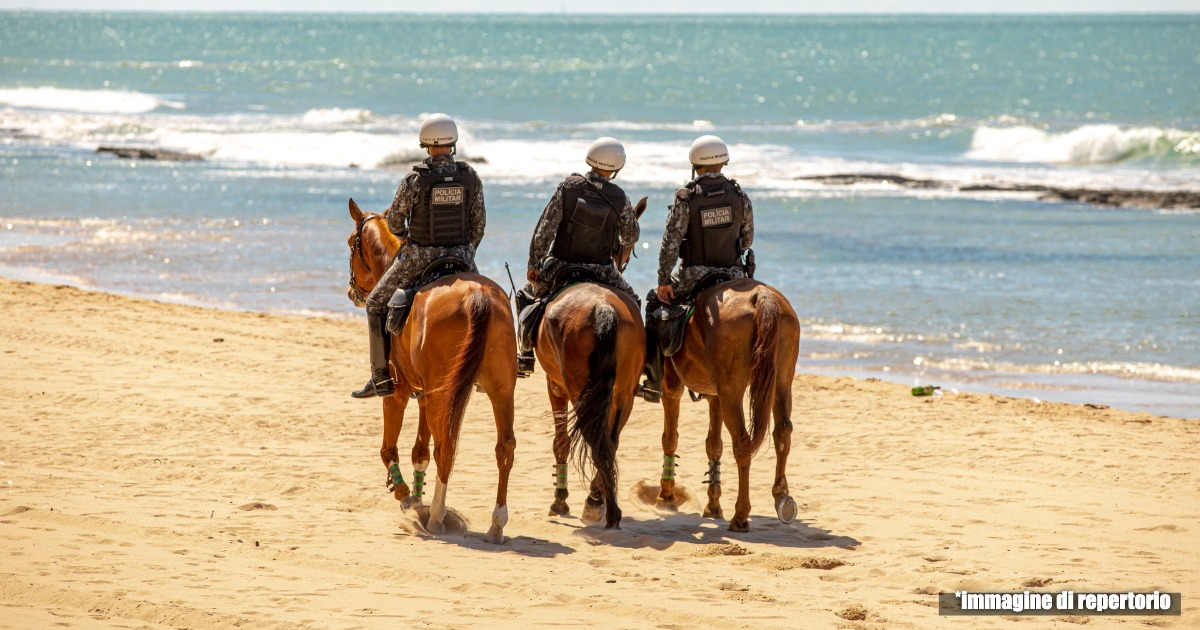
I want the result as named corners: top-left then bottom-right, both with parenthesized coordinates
top-left (428, 475), bottom-right (448, 534)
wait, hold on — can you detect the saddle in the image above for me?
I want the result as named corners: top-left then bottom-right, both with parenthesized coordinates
top-left (517, 264), bottom-right (603, 353)
top-left (386, 257), bottom-right (472, 335)
top-left (652, 270), bottom-right (737, 357)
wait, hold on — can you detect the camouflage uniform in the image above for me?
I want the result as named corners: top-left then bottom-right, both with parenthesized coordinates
top-left (523, 171), bottom-right (639, 301)
top-left (365, 154), bottom-right (485, 316)
top-left (657, 172), bottom-right (754, 298)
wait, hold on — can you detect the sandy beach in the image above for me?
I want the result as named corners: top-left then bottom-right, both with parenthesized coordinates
top-left (1, 276), bottom-right (1196, 629)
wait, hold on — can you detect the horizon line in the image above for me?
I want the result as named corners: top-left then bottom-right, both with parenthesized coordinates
top-left (3, 8), bottom-right (1199, 15)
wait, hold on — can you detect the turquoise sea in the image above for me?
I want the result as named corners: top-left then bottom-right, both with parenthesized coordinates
top-left (1, 12), bottom-right (1198, 417)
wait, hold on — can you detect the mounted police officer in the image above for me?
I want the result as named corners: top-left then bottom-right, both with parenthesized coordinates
top-left (352, 113), bottom-right (486, 398)
top-left (514, 137), bottom-right (641, 376)
top-left (639, 135), bottom-right (754, 402)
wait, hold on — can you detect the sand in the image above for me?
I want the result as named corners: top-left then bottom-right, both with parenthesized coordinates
top-left (1, 276), bottom-right (1196, 629)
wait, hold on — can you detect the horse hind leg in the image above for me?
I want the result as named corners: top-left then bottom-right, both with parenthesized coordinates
top-left (657, 374), bottom-right (684, 510)
top-left (424, 395), bottom-right (456, 536)
top-left (548, 385), bottom-right (571, 516)
top-left (427, 473), bottom-right (448, 535)
top-left (581, 476), bottom-right (607, 527)
top-left (406, 398), bottom-right (431, 510)
top-left (718, 393), bottom-right (754, 533)
top-left (772, 388), bottom-right (798, 524)
top-left (702, 397), bottom-right (724, 520)
top-left (485, 388), bottom-right (516, 545)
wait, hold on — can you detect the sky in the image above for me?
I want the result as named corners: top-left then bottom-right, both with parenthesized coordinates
top-left (3, 0), bottom-right (1199, 12)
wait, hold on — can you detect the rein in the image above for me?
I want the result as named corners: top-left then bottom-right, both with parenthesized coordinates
top-left (349, 213), bottom-right (386, 304)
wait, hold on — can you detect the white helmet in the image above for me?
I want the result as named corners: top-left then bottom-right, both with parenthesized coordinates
top-left (418, 113), bottom-right (458, 147)
top-left (585, 137), bottom-right (626, 172)
top-left (689, 135), bottom-right (729, 166)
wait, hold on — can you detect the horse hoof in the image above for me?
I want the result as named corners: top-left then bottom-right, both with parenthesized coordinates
top-left (400, 496), bottom-right (422, 510)
top-left (703, 505), bottom-right (724, 520)
top-left (581, 503), bottom-right (605, 526)
top-left (427, 519), bottom-right (447, 535)
top-left (484, 525), bottom-right (505, 544)
top-left (548, 501), bottom-right (570, 517)
top-left (728, 517), bottom-right (750, 533)
top-left (776, 496), bottom-right (798, 524)
top-left (656, 497), bottom-right (678, 512)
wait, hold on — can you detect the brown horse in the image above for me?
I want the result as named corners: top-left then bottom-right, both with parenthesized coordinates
top-left (346, 198), bottom-right (517, 544)
top-left (655, 279), bottom-right (801, 532)
top-left (538, 198), bottom-right (647, 529)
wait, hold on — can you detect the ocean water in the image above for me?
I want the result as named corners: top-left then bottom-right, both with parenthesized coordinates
top-left (2, 12), bottom-right (1198, 417)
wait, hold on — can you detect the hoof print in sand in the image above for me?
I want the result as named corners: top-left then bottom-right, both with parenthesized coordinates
top-left (239, 502), bottom-right (277, 511)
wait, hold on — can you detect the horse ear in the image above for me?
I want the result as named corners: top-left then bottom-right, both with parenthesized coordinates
top-left (348, 197), bottom-right (364, 222)
top-left (634, 196), bottom-right (648, 220)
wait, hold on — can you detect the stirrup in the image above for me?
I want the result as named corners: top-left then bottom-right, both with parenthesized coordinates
top-left (639, 380), bottom-right (662, 404)
top-left (517, 353), bottom-right (536, 378)
top-left (352, 372), bottom-right (395, 398)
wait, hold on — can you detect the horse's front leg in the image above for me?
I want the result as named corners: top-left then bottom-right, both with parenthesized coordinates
top-left (702, 396), bottom-right (724, 520)
top-left (380, 386), bottom-right (412, 502)
top-left (547, 380), bottom-right (571, 516)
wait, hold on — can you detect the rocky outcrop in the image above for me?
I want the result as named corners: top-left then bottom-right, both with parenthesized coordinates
top-left (97, 146), bottom-right (204, 161)
top-left (796, 173), bottom-right (1200, 210)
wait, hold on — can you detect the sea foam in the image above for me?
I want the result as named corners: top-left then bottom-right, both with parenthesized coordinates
top-left (0, 87), bottom-right (184, 114)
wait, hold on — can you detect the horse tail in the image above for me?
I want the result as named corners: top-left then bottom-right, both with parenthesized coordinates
top-left (747, 288), bottom-right (780, 455)
top-left (443, 290), bottom-right (493, 459)
top-left (569, 304), bottom-right (620, 499)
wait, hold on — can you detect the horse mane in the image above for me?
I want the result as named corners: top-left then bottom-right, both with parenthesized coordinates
top-left (363, 215), bottom-right (401, 270)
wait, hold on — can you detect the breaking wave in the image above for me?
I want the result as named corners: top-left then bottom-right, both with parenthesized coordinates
top-left (967, 124), bottom-right (1200, 165)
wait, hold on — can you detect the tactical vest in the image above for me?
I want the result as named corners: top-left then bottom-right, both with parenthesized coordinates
top-left (406, 161), bottom-right (477, 247)
top-left (681, 175), bottom-right (744, 267)
top-left (550, 174), bottom-right (624, 265)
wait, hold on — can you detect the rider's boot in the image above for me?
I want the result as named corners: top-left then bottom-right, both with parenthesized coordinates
top-left (639, 291), bottom-right (664, 403)
top-left (515, 288), bottom-right (537, 377)
top-left (352, 309), bottom-right (395, 398)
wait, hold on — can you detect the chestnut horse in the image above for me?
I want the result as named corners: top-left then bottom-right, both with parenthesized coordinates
top-left (539, 198), bottom-right (646, 529)
top-left (346, 198), bottom-right (517, 544)
top-left (656, 279), bottom-right (800, 532)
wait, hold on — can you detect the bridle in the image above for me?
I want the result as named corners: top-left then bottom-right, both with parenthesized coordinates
top-left (348, 213), bottom-right (384, 307)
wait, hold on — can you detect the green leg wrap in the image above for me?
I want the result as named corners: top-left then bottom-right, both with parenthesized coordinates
top-left (662, 454), bottom-right (676, 482)
top-left (553, 463), bottom-right (568, 490)
top-left (386, 462), bottom-right (405, 493)
top-left (412, 470), bottom-right (425, 498)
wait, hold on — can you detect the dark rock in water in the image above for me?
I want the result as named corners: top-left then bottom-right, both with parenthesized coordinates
top-left (798, 172), bottom-right (1200, 210)
top-left (1036, 188), bottom-right (1200, 210)
top-left (959, 183), bottom-right (1052, 193)
top-left (796, 173), bottom-right (947, 189)
top-left (97, 146), bottom-right (203, 161)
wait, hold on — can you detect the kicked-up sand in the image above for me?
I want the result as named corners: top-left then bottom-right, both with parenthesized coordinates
top-left (0, 277), bottom-right (1196, 629)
